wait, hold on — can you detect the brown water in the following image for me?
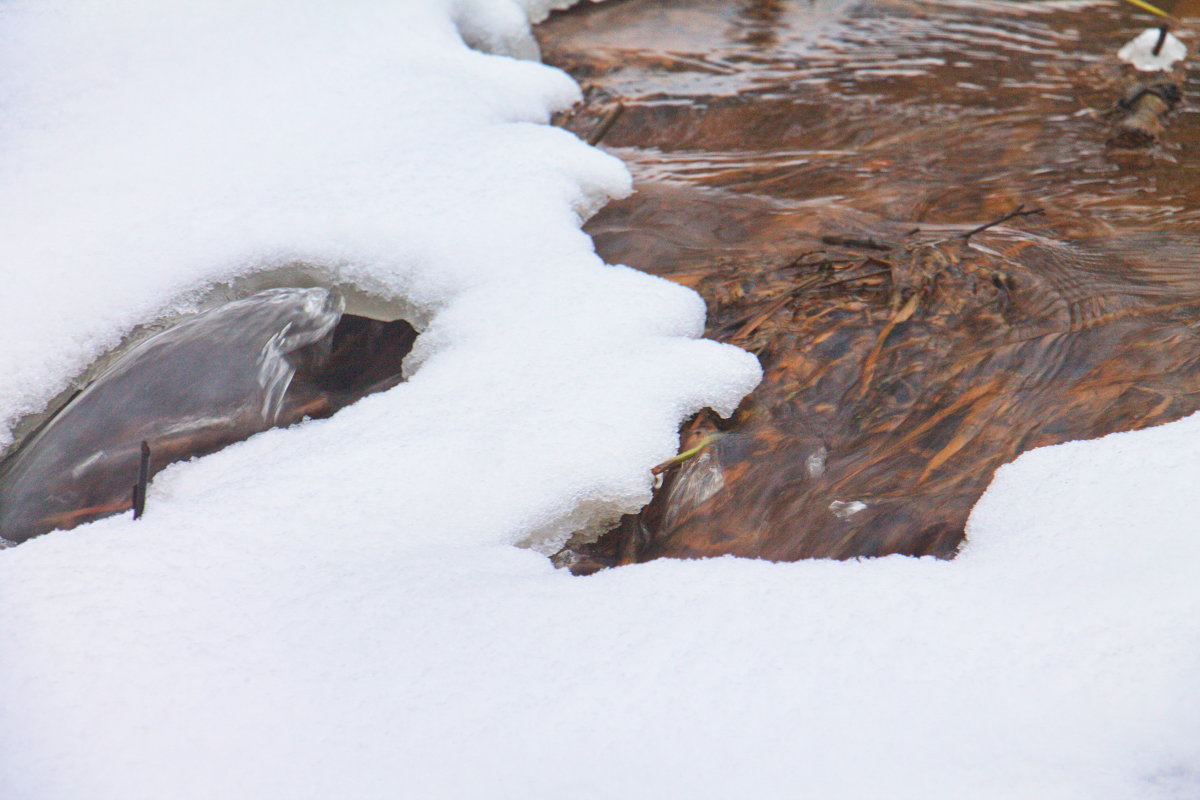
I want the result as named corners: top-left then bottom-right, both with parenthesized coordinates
top-left (539, 0), bottom-right (1200, 570)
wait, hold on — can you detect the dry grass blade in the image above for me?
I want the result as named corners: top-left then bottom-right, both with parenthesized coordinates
top-left (857, 291), bottom-right (921, 400)
top-left (1117, 0), bottom-right (1174, 20)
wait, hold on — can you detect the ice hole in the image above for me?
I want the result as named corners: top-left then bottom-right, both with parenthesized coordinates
top-left (0, 286), bottom-right (417, 545)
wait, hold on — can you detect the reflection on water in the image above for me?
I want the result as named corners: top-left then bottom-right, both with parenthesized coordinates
top-left (555, 0), bottom-right (1200, 227)
top-left (540, 0), bottom-right (1200, 569)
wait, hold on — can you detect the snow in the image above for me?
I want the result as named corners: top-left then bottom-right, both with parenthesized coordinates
top-left (0, 2), bottom-right (1197, 799)
top-left (1117, 26), bottom-right (1187, 71)
top-left (5, 416), bottom-right (1200, 799)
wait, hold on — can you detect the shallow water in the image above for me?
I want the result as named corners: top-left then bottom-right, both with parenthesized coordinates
top-left (540, 0), bottom-right (1200, 568)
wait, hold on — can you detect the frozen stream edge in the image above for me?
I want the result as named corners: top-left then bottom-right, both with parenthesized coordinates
top-left (0, 2), bottom-right (1196, 798)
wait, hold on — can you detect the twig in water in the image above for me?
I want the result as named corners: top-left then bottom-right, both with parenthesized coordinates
top-left (1153, 24), bottom-right (1170, 57)
top-left (1117, 0), bottom-right (1174, 20)
top-left (961, 204), bottom-right (1044, 241)
top-left (857, 291), bottom-right (921, 401)
top-left (817, 266), bottom-right (891, 290)
top-left (651, 434), bottom-right (721, 476)
top-left (587, 102), bottom-right (625, 146)
top-left (731, 291), bottom-right (797, 341)
top-left (820, 234), bottom-right (893, 252)
top-left (132, 440), bottom-right (150, 520)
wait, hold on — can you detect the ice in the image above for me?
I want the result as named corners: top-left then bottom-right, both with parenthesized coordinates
top-left (0, 1), bottom-right (1195, 798)
top-left (0, 288), bottom-right (342, 544)
top-left (828, 499), bottom-right (867, 518)
top-left (1117, 27), bottom-right (1187, 71)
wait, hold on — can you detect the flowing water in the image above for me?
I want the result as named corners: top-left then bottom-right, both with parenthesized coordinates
top-left (539, 0), bottom-right (1200, 570)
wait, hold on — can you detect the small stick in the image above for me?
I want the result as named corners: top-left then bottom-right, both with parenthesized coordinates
top-left (857, 291), bottom-right (922, 401)
top-left (651, 435), bottom-right (721, 475)
top-left (731, 291), bottom-right (796, 341)
top-left (820, 235), bottom-right (892, 252)
top-left (1153, 24), bottom-right (1169, 57)
top-left (816, 267), bottom-right (891, 289)
top-left (961, 204), bottom-right (1044, 241)
top-left (586, 102), bottom-right (625, 146)
top-left (132, 440), bottom-right (150, 520)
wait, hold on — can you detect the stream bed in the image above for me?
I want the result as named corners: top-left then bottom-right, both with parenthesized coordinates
top-left (540, 0), bottom-right (1200, 570)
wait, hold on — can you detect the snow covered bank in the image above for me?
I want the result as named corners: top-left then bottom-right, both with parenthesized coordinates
top-left (0, 0), bottom-right (758, 537)
top-left (0, 1), bottom-right (1196, 798)
top-left (4, 414), bottom-right (1199, 800)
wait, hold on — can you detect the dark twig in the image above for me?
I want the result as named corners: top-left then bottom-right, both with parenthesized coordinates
top-left (132, 440), bottom-right (150, 520)
top-left (961, 204), bottom-right (1044, 241)
top-left (1153, 24), bottom-right (1169, 57)
top-left (1118, 82), bottom-right (1179, 110)
top-left (586, 102), bottom-right (625, 146)
top-left (820, 234), bottom-right (892, 252)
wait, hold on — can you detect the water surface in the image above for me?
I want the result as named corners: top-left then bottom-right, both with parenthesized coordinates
top-left (540, 0), bottom-right (1200, 568)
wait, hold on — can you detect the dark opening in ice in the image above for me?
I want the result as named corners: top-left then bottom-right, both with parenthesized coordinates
top-left (0, 287), bottom-right (417, 545)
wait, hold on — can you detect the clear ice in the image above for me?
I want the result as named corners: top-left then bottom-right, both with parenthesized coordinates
top-left (0, 288), bottom-right (343, 543)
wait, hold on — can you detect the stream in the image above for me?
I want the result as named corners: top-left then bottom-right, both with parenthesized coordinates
top-left (539, 0), bottom-right (1200, 571)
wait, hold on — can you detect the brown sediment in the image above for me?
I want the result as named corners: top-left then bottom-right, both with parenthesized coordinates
top-left (538, 0), bottom-right (1200, 572)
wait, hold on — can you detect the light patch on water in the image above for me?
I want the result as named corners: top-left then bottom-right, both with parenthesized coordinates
top-left (829, 499), bottom-right (867, 518)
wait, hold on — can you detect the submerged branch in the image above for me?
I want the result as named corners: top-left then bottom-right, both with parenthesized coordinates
top-left (961, 205), bottom-right (1044, 241)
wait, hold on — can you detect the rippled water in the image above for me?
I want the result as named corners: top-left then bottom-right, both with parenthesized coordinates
top-left (540, 0), bottom-right (1200, 569)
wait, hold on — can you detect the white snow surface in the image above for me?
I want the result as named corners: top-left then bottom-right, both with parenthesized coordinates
top-left (1, 2), bottom-right (1198, 799)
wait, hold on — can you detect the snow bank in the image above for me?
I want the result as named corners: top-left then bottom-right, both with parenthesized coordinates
top-left (0, 0), bottom-right (758, 535)
top-left (1, 1), bottom-right (1196, 799)
top-left (4, 414), bottom-right (1199, 800)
